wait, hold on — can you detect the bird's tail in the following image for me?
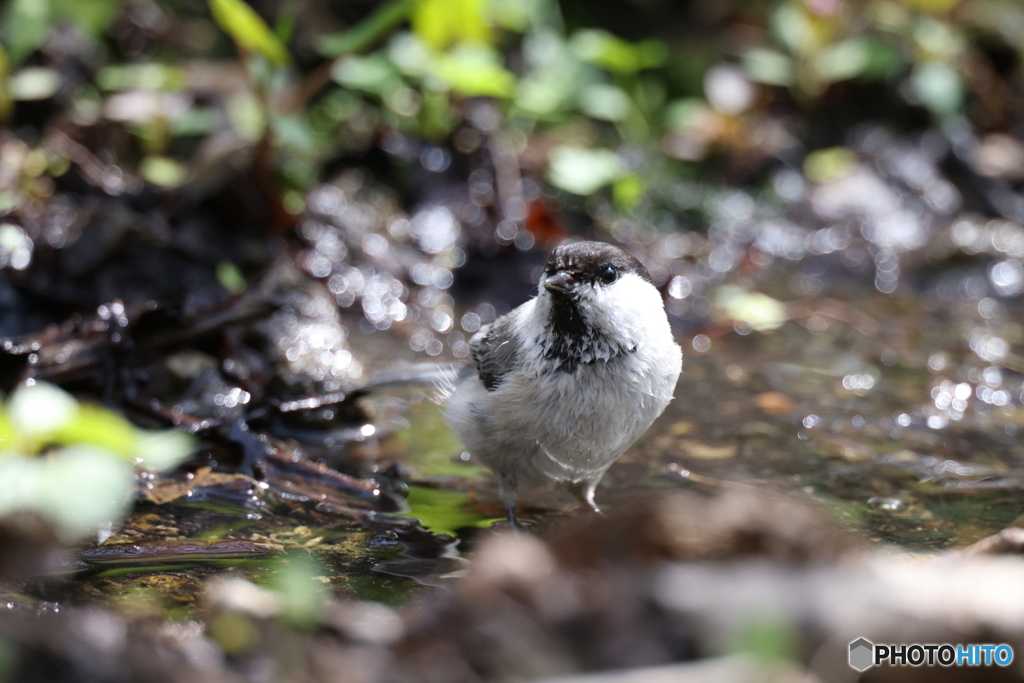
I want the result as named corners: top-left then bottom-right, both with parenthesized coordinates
top-left (354, 362), bottom-right (468, 404)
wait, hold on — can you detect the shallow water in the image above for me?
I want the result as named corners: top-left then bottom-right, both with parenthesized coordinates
top-left (9, 248), bottom-right (1024, 614)
top-left (373, 265), bottom-right (1024, 556)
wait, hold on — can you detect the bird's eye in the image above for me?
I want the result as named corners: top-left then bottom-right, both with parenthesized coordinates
top-left (600, 265), bottom-right (617, 284)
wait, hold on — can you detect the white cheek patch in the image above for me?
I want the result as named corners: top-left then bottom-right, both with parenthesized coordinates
top-left (590, 273), bottom-right (669, 342)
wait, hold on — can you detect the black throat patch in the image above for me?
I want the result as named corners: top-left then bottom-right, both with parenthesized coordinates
top-left (539, 241), bottom-right (647, 372)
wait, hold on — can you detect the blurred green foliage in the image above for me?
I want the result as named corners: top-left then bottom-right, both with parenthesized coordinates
top-left (0, 382), bottom-right (194, 541)
top-left (2, 0), bottom-right (120, 67)
top-left (209, 0), bottom-right (292, 65)
top-left (1, 0), bottom-right (1017, 214)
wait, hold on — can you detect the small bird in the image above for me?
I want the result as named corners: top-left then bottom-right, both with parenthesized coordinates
top-left (444, 240), bottom-right (682, 526)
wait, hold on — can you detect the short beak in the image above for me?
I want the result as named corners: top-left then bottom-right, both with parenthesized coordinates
top-left (544, 271), bottom-right (577, 295)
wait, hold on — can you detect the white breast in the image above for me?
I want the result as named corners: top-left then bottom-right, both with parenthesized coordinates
top-left (444, 272), bottom-right (682, 499)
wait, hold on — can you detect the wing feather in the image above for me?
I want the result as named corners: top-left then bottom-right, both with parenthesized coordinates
top-left (470, 315), bottom-right (522, 391)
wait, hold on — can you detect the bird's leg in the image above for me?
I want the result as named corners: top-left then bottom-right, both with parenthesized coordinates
top-left (567, 480), bottom-right (602, 514)
top-left (505, 502), bottom-right (522, 529)
top-left (498, 479), bottom-right (524, 530)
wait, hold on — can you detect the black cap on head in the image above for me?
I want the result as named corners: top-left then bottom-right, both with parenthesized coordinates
top-left (545, 241), bottom-right (653, 285)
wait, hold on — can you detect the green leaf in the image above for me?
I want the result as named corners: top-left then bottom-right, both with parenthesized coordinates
top-left (0, 406), bottom-right (14, 454)
top-left (170, 108), bottom-right (219, 137)
top-left (909, 61), bottom-right (963, 117)
top-left (742, 48), bottom-right (794, 87)
top-left (714, 285), bottom-right (787, 332)
top-left (387, 32), bottom-right (432, 76)
top-left (37, 446), bottom-right (135, 541)
top-left (547, 146), bottom-right (624, 195)
top-left (579, 83), bottom-right (631, 122)
top-left (899, 0), bottom-right (961, 12)
top-left (227, 92), bottom-right (266, 141)
top-left (217, 260), bottom-right (247, 294)
top-left (664, 98), bottom-right (710, 131)
top-left (729, 616), bottom-right (799, 663)
top-left (267, 551), bottom-right (330, 626)
top-left (318, 0), bottom-right (414, 57)
top-left (54, 402), bottom-right (139, 456)
top-left (8, 382), bottom-right (78, 436)
top-left (0, 457), bottom-right (42, 515)
top-left (401, 485), bottom-right (498, 536)
top-left (140, 155), bottom-right (188, 188)
top-left (52, 0), bottom-right (122, 40)
top-left (273, 8), bottom-right (296, 44)
top-left (208, 0), bottom-right (291, 66)
top-left (515, 75), bottom-right (570, 116)
top-left (330, 53), bottom-right (399, 94)
top-left (96, 63), bottom-right (187, 92)
top-left (412, 0), bottom-right (491, 50)
top-left (271, 113), bottom-right (316, 151)
top-left (804, 146), bottom-right (856, 183)
top-left (429, 44), bottom-right (514, 98)
top-left (814, 38), bottom-right (871, 83)
top-left (489, 0), bottom-right (543, 32)
top-left (913, 17), bottom-right (964, 61)
top-left (135, 429), bottom-right (195, 472)
top-left (0, 45), bottom-right (10, 119)
top-left (515, 31), bottom-right (587, 116)
top-left (771, 2), bottom-right (818, 56)
top-left (7, 67), bottom-right (60, 101)
top-left (613, 174), bottom-right (645, 210)
top-left (2, 0), bottom-right (52, 67)
top-left (570, 30), bottom-right (666, 74)
top-left (860, 39), bottom-right (903, 80)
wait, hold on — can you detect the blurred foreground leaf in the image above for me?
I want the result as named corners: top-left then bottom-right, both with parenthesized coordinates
top-left (0, 383), bottom-right (195, 541)
top-left (0, 447), bottom-right (134, 541)
top-left (8, 380), bottom-right (78, 436)
top-left (55, 403), bottom-right (139, 455)
top-left (730, 616), bottom-right (800, 663)
top-left (268, 551), bottom-right (330, 626)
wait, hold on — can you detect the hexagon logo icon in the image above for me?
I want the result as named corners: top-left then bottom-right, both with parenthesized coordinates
top-left (849, 638), bottom-right (874, 672)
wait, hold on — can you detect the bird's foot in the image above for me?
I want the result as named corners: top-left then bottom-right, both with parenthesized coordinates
top-left (567, 480), bottom-right (602, 514)
top-left (505, 502), bottom-right (524, 530)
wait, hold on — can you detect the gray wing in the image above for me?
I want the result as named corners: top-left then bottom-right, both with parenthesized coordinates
top-left (470, 314), bottom-right (522, 391)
